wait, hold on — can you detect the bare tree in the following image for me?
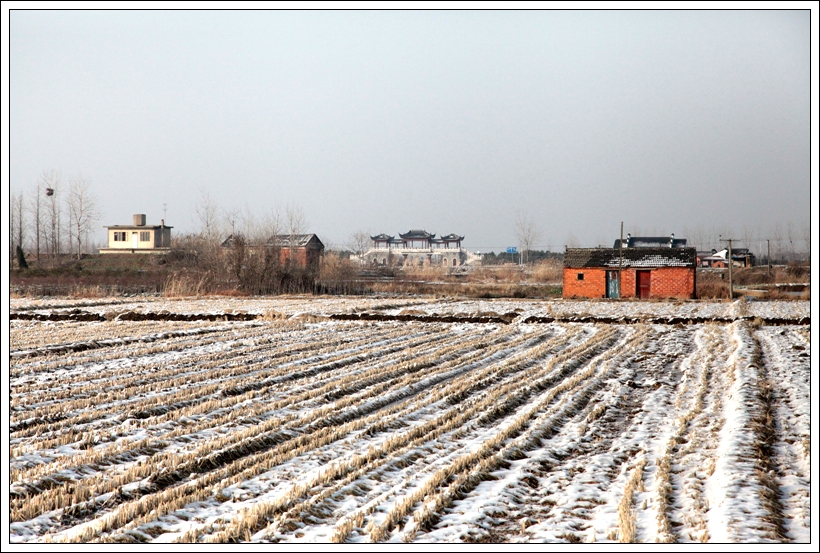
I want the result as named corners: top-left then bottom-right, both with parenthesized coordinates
top-left (285, 203), bottom-right (308, 267)
top-left (346, 231), bottom-right (371, 265)
top-left (741, 224), bottom-right (754, 253)
top-left (66, 174), bottom-right (100, 259)
top-left (223, 206), bottom-right (241, 238)
top-left (40, 169), bottom-right (63, 259)
top-left (684, 224), bottom-right (706, 252)
top-left (786, 221), bottom-right (797, 264)
top-left (11, 190), bottom-right (25, 268)
top-left (258, 206), bottom-right (283, 242)
top-left (29, 179), bottom-right (43, 265)
top-left (285, 203), bottom-right (308, 236)
top-left (195, 189), bottom-right (222, 247)
top-left (802, 223), bottom-right (810, 264)
top-left (770, 222), bottom-right (784, 264)
top-left (514, 211), bottom-right (541, 264)
top-left (238, 205), bottom-right (259, 243)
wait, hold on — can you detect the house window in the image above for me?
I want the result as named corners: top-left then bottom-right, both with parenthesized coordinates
top-left (577, 273), bottom-right (585, 280)
top-left (140, 231), bottom-right (151, 242)
top-left (114, 232), bottom-right (127, 241)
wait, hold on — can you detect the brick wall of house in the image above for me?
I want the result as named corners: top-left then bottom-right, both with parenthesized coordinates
top-left (279, 247), bottom-right (322, 269)
top-left (563, 268), bottom-right (608, 298)
top-left (563, 267), bottom-right (695, 299)
top-left (646, 267), bottom-right (696, 299)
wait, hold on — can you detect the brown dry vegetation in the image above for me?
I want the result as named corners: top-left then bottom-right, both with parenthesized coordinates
top-left (696, 265), bottom-right (811, 300)
top-left (11, 250), bottom-right (808, 301)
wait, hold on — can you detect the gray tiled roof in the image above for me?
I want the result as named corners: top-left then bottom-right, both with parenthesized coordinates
top-left (564, 247), bottom-right (696, 268)
top-left (400, 230), bottom-right (434, 239)
top-left (221, 234), bottom-right (324, 248)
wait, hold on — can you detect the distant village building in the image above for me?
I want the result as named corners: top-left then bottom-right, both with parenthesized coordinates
top-left (358, 229), bottom-right (481, 267)
top-left (697, 249), bottom-right (727, 268)
top-left (99, 214), bottom-right (172, 254)
top-left (564, 234), bottom-right (696, 299)
top-left (221, 233), bottom-right (324, 270)
top-left (697, 248), bottom-right (755, 268)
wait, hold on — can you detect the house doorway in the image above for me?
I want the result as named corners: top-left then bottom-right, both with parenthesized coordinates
top-left (636, 270), bottom-right (651, 299)
top-left (606, 271), bottom-right (620, 298)
top-left (132, 232), bottom-right (139, 248)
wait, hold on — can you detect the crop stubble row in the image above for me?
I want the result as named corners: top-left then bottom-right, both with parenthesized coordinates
top-left (9, 313), bottom-right (810, 544)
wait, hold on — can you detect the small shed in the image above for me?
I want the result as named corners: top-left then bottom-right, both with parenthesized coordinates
top-left (563, 247), bottom-right (697, 299)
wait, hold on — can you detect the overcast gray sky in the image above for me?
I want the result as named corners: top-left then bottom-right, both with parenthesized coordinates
top-left (9, 8), bottom-right (814, 252)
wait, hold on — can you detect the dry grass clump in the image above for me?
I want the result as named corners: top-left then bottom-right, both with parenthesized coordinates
top-left (401, 264), bottom-right (452, 282)
top-left (259, 309), bottom-right (286, 321)
top-left (69, 285), bottom-right (109, 298)
top-left (696, 280), bottom-right (729, 299)
top-left (163, 274), bottom-right (210, 297)
top-left (618, 457), bottom-right (646, 543)
top-left (528, 259), bottom-right (563, 283)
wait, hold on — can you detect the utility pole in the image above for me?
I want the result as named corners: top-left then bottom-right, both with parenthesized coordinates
top-left (767, 239), bottom-right (771, 277)
top-left (720, 237), bottom-right (735, 299)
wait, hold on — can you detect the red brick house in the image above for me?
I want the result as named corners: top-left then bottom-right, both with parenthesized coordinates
top-left (221, 234), bottom-right (324, 270)
top-left (563, 247), bottom-right (697, 299)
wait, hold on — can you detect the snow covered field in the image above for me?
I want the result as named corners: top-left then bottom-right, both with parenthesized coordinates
top-left (8, 296), bottom-right (812, 543)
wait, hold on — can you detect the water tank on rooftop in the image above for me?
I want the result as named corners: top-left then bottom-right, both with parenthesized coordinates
top-left (134, 214), bottom-right (146, 226)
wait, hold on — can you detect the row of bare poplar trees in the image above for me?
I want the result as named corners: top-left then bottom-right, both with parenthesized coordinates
top-left (10, 169), bottom-right (100, 268)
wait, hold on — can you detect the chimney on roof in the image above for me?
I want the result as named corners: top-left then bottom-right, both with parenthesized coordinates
top-left (161, 219), bottom-right (165, 227)
top-left (134, 214), bottom-right (146, 226)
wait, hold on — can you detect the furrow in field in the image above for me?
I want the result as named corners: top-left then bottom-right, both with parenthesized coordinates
top-left (692, 322), bottom-right (786, 543)
top-left (9, 323), bottom-right (456, 510)
top-left (76, 325), bottom-right (572, 543)
top-left (9, 320), bottom-right (221, 353)
top-left (10, 325), bottom-right (241, 358)
top-left (11, 321), bottom-right (388, 397)
top-left (9, 323), bottom-right (271, 379)
top-left (431, 325), bottom-right (694, 544)
top-left (396, 326), bottom-right (647, 544)
top-left (12, 322), bottom-right (524, 536)
top-left (225, 325), bottom-right (615, 543)
top-left (185, 325), bottom-right (601, 543)
top-left (10, 322), bottom-right (414, 445)
top-left (753, 327), bottom-right (811, 543)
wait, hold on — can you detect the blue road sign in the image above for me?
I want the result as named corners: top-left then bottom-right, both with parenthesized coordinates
top-left (506, 247), bottom-right (517, 254)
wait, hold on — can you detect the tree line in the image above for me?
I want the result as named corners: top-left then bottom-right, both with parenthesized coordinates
top-left (10, 170), bottom-right (100, 268)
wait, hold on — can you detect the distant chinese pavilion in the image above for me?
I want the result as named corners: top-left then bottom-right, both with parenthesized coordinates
top-left (371, 230), bottom-right (464, 250)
